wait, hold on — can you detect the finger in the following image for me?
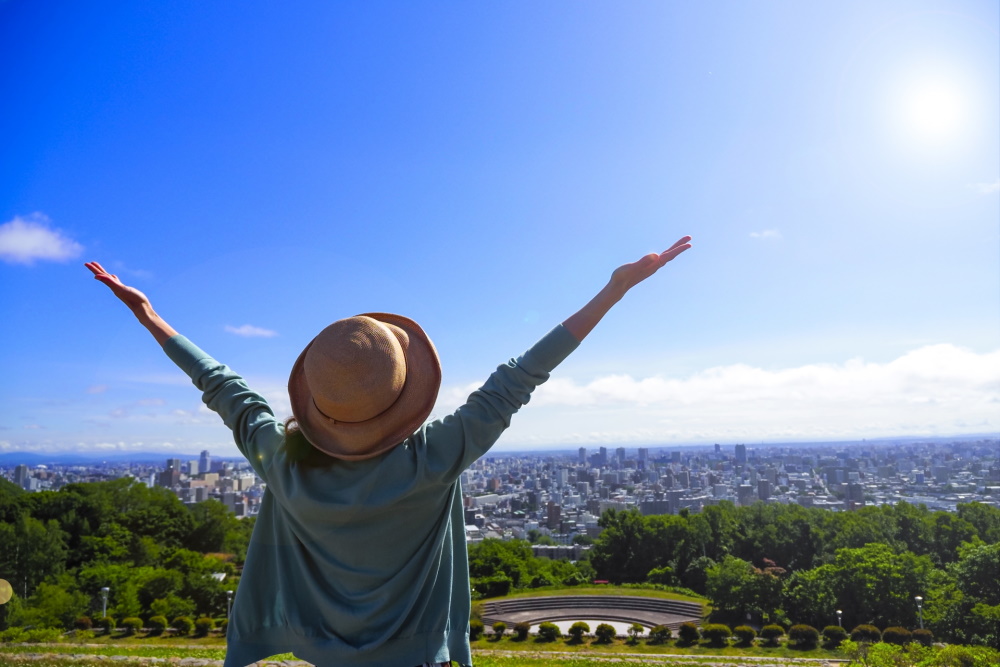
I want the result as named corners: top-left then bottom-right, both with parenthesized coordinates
top-left (666, 236), bottom-right (692, 252)
top-left (659, 243), bottom-right (691, 264)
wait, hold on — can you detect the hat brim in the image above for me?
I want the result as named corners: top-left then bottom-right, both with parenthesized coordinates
top-left (288, 313), bottom-right (441, 460)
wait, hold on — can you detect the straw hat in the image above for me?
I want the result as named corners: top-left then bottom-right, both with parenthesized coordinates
top-left (288, 313), bottom-right (441, 460)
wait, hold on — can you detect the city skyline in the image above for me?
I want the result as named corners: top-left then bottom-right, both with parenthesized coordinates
top-left (2, 1), bottom-right (998, 456)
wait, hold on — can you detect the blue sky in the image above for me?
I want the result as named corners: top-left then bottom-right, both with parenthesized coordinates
top-left (1, 1), bottom-right (997, 457)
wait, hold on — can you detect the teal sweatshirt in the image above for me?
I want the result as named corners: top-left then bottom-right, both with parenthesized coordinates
top-left (163, 324), bottom-right (579, 667)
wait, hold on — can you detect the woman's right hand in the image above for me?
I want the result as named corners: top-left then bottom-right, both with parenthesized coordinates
top-left (85, 261), bottom-right (152, 312)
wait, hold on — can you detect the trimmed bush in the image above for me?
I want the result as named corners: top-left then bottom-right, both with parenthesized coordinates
top-left (649, 624), bottom-right (672, 644)
top-left (912, 628), bottom-right (933, 646)
top-left (172, 616), bottom-right (194, 635)
top-left (73, 616), bottom-right (93, 631)
top-left (491, 621), bottom-right (506, 638)
top-left (568, 621), bottom-right (590, 642)
top-left (594, 623), bottom-right (616, 644)
top-left (469, 618), bottom-right (484, 641)
top-left (760, 624), bottom-right (785, 646)
top-left (23, 628), bottom-right (62, 643)
top-left (147, 616), bottom-right (168, 635)
top-left (513, 621), bottom-right (530, 641)
top-left (734, 625), bottom-right (757, 646)
top-left (702, 623), bottom-right (732, 647)
top-left (120, 617), bottom-right (143, 635)
top-left (850, 624), bottom-right (881, 644)
top-left (536, 622), bottom-right (560, 642)
top-left (881, 626), bottom-right (912, 646)
top-left (788, 624), bottom-right (820, 649)
top-left (822, 625), bottom-right (847, 647)
top-left (96, 616), bottom-right (116, 632)
top-left (194, 617), bottom-right (215, 637)
top-left (678, 622), bottom-right (700, 644)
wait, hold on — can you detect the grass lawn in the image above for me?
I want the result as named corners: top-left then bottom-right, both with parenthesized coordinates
top-left (472, 584), bottom-right (710, 620)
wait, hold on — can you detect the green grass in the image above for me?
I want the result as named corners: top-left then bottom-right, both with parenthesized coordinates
top-left (472, 584), bottom-right (709, 621)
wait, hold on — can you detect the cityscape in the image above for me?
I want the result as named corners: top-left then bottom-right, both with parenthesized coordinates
top-left (5, 436), bottom-right (997, 556)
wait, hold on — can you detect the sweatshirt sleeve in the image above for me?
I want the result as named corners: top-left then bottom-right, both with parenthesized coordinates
top-left (420, 324), bottom-right (580, 481)
top-left (162, 335), bottom-right (283, 480)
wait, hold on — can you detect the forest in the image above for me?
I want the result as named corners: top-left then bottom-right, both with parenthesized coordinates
top-left (1, 477), bottom-right (998, 649)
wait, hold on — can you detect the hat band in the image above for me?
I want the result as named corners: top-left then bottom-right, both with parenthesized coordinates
top-left (310, 379), bottom-right (407, 425)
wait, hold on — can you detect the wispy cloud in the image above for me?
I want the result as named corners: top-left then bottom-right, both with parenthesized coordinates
top-left (225, 324), bottom-right (278, 338)
top-left (436, 344), bottom-right (1000, 446)
top-left (749, 229), bottom-right (782, 240)
top-left (86, 384), bottom-right (109, 395)
top-left (967, 178), bottom-right (1000, 194)
top-left (0, 213), bottom-right (84, 265)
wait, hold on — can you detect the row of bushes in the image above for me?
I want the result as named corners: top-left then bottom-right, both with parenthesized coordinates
top-left (69, 615), bottom-right (226, 636)
top-left (469, 618), bottom-right (935, 649)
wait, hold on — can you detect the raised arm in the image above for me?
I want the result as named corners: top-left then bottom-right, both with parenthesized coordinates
top-left (85, 261), bottom-right (178, 345)
top-left (562, 235), bottom-right (692, 341)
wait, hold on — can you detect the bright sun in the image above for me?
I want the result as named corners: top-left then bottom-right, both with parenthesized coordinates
top-left (893, 75), bottom-right (967, 149)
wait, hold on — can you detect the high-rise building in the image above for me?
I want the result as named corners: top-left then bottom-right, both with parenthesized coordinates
top-left (578, 447), bottom-right (587, 464)
top-left (166, 458), bottom-right (182, 472)
top-left (615, 447), bottom-right (626, 466)
top-left (735, 444), bottom-right (747, 464)
top-left (757, 479), bottom-right (771, 501)
top-left (637, 448), bottom-right (649, 462)
top-left (599, 447), bottom-right (608, 466)
top-left (14, 464), bottom-right (29, 488)
top-left (200, 450), bottom-right (211, 475)
top-left (188, 460), bottom-right (200, 476)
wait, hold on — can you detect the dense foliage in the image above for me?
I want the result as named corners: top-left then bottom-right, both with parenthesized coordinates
top-left (588, 501), bottom-right (1000, 646)
top-left (0, 479), bottom-right (253, 630)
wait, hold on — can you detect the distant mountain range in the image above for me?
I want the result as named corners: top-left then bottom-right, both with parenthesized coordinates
top-left (0, 451), bottom-right (219, 466)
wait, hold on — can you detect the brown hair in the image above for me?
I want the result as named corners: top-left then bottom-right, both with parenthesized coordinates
top-left (282, 417), bottom-right (335, 466)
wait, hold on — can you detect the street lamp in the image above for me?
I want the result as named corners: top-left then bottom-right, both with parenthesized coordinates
top-left (915, 596), bottom-right (923, 629)
top-left (226, 590), bottom-right (233, 619)
top-left (100, 587), bottom-right (110, 619)
top-left (836, 610), bottom-right (842, 627)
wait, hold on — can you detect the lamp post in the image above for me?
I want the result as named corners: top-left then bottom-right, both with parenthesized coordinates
top-left (226, 590), bottom-right (233, 619)
top-left (100, 587), bottom-right (110, 619)
top-left (915, 596), bottom-right (923, 629)
top-left (836, 610), bottom-right (842, 627)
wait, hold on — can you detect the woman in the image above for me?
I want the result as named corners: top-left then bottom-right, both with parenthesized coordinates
top-left (85, 235), bottom-right (691, 667)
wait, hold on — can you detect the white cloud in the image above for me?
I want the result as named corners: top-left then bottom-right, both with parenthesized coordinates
top-left (225, 324), bottom-right (278, 338)
top-left (0, 214), bottom-right (84, 264)
top-left (749, 229), bottom-right (782, 240)
top-left (86, 384), bottom-right (109, 394)
top-left (968, 178), bottom-right (1000, 194)
top-left (436, 344), bottom-right (1000, 446)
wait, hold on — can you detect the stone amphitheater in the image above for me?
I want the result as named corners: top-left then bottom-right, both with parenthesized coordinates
top-left (479, 594), bottom-right (703, 631)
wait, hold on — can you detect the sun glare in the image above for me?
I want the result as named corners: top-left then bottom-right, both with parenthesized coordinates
top-left (890, 72), bottom-right (970, 152)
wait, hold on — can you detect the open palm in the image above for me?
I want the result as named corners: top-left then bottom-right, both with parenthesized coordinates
top-left (85, 261), bottom-right (150, 311)
top-left (610, 235), bottom-right (692, 294)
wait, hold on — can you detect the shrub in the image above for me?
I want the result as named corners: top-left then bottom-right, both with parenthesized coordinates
top-left (702, 623), bottom-right (732, 647)
top-left (536, 622), bottom-right (560, 642)
top-left (822, 625), bottom-right (847, 647)
top-left (0, 627), bottom-right (27, 643)
top-left (74, 630), bottom-right (95, 641)
top-left (594, 623), bottom-right (616, 644)
top-left (850, 624), bottom-right (881, 644)
top-left (628, 623), bottom-right (644, 643)
top-left (880, 626), bottom-right (911, 646)
top-left (219, 619), bottom-right (229, 634)
top-left (471, 575), bottom-right (512, 599)
top-left (788, 624), bottom-right (820, 649)
top-left (648, 625), bottom-right (671, 644)
top-left (513, 621), bottom-right (531, 641)
top-left (96, 616), bottom-right (116, 632)
top-left (469, 618), bottom-right (484, 641)
top-left (120, 617), bottom-right (143, 635)
top-left (760, 624), bottom-right (785, 646)
top-left (568, 621), bottom-right (590, 642)
top-left (172, 616), bottom-right (194, 635)
top-left (677, 622), bottom-right (700, 644)
top-left (491, 621), bottom-right (506, 638)
top-left (23, 628), bottom-right (62, 643)
top-left (734, 625), bottom-right (757, 646)
top-left (912, 628), bottom-right (933, 646)
top-left (73, 616), bottom-right (93, 631)
top-left (194, 617), bottom-right (215, 637)
top-left (147, 616), bottom-right (168, 635)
